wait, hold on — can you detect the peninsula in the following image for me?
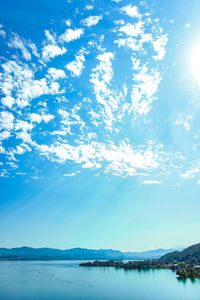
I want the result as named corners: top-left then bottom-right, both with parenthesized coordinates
top-left (80, 243), bottom-right (200, 280)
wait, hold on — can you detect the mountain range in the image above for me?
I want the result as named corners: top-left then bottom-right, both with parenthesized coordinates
top-left (0, 246), bottom-right (183, 261)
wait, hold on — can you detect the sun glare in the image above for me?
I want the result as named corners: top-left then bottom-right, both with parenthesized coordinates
top-left (190, 42), bottom-right (200, 84)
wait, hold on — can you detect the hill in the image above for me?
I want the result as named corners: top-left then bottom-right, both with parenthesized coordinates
top-left (159, 243), bottom-right (200, 264)
top-left (0, 246), bottom-right (179, 261)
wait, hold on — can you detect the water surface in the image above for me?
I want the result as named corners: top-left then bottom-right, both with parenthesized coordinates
top-left (0, 260), bottom-right (200, 300)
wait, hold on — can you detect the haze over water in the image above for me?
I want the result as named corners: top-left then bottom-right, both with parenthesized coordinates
top-left (0, 261), bottom-right (200, 300)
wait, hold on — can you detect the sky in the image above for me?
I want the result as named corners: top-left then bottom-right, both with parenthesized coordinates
top-left (1, 0), bottom-right (200, 252)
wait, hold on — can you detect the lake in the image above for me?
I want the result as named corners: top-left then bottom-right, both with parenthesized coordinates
top-left (0, 260), bottom-right (200, 300)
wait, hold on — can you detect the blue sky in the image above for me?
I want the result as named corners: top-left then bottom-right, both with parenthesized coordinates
top-left (1, 0), bottom-right (200, 251)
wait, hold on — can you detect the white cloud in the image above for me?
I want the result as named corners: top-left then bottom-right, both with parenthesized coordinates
top-left (115, 21), bottom-right (153, 52)
top-left (81, 15), bottom-right (102, 27)
top-left (32, 139), bottom-right (164, 178)
top-left (180, 167), bottom-right (200, 180)
top-left (29, 113), bottom-right (41, 123)
top-left (120, 5), bottom-right (141, 18)
top-left (65, 49), bottom-right (86, 77)
top-left (175, 115), bottom-right (192, 131)
top-left (8, 34), bottom-right (31, 61)
top-left (42, 45), bottom-right (67, 61)
top-left (47, 68), bottom-right (66, 80)
top-left (44, 30), bottom-right (56, 44)
top-left (16, 77), bottom-right (57, 107)
top-left (88, 110), bottom-right (101, 127)
top-left (90, 52), bottom-right (129, 131)
top-left (0, 131), bottom-right (11, 140)
top-left (0, 169), bottom-right (9, 177)
top-left (50, 82), bottom-right (61, 94)
top-left (131, 57), bottom-right (140, 70)
top-left (16, 172), bottom-right (26, 175)
top-left (103, 141), bottom-right (160, 176)
top-left (91, 52), bottom-right (114, 83)
top-left (119, 22), bottom-right (144, 36)
top-left (30, 113), bottom-right (55, 123)
top-left (7, 144), bottom-right (32, 161)
top-left (0, 111), bottom-right (14, 131)
top-left (115, 37), bottom-right (141, 51)
top-left (0, 60), bottom-right (64, 109)
top-left (16, 131), bottom-right (33, 144)
top-left (63, 172), bottom-right (76, 176)
top-left (59, 28), bottom-right (84, 43)
top-left (50, 130), bottom-right (71, 136)
top-left (90, 52), bottom-right (114, 104)
top-left (0, 29), bottom-right (6, 38)
top-left (153, 34), bottom-right (168, 60)
top-left (114, 19), bottom-right (125, 25)
top-left (1, 96), bottom-right (15, 109)
top-left (15, 144), bottom-right (31, 154)
top-left (28, 42), bottom-right (40, 57)
top-left (58, 106), bottom-right (85, 133)
top-left (15, 120), bottom-right (33, 132)
top-left (65, 20), bottom-right (72, 26)
top-left (142, 180), bottom-right (163, 185)
top-left (42, 30), bottom-right (67, 63)
top-left (131, 65), bottom-right (161, 115)
top-left (114, 16), bottom-right (166, 118)
top-left (6, 162), bottom-right (18, 169)
top-left (82, 161), bottom-right (101, 169)
top-left (84, 5), bottom-right (94, 10)
top-left (0, 146), bottom-right (5, 154)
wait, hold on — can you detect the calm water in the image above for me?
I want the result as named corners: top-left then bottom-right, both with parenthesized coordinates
top-left (0, 260), bottom-right (200, 300)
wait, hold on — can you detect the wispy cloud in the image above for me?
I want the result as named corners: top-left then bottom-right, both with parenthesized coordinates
top-left (90, 52), bottom-right (124, 131)
top-left (0, 24), bottom-right (6, 38)
top-left (81, 15), bottom-right (102, 27)
top-left (65, 48), bottom-right (87, 77)
top-left (63, 172), bottom-right (77, 176)
top-left (8, 33), bottom-right (31, 60)
top-left (84, 5), bottom-right (94, 10)
top-left (131, 65), bottom-right (161, 115)
top-left (142, 180), bottom-right (163, 185)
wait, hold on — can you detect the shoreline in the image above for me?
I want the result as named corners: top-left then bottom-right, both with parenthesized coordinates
top-left (80, 260), bottom-right (200, 280)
